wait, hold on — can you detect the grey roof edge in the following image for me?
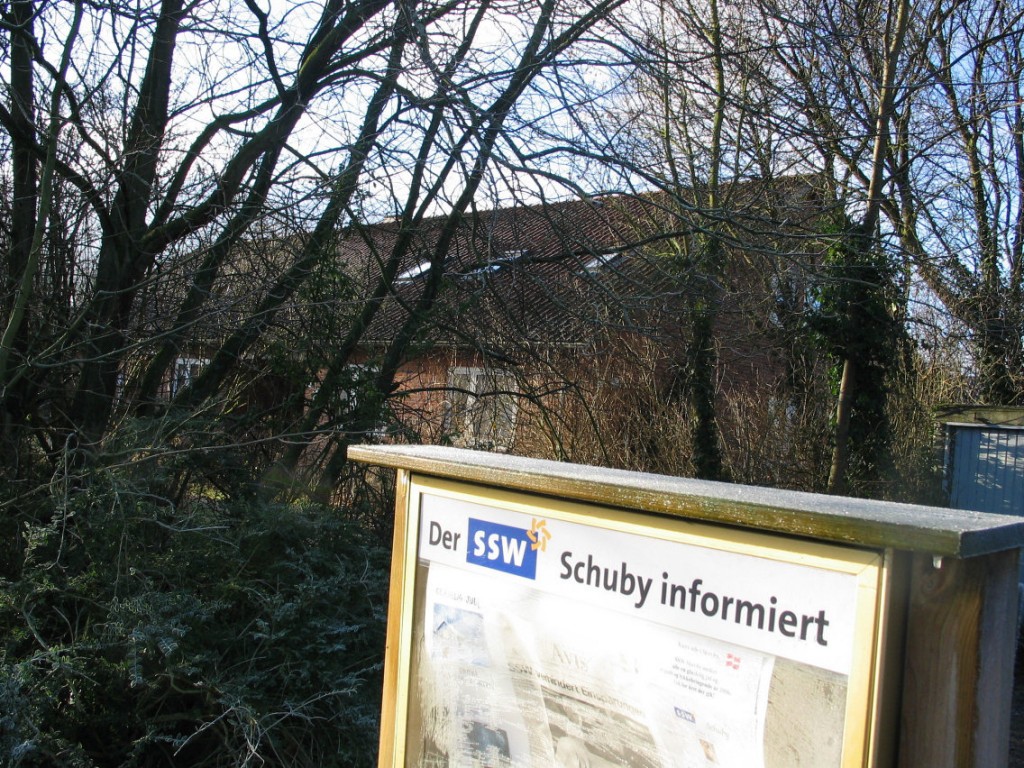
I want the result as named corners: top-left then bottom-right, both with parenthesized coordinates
top-left (348, 444), bottom-right (1024, 558)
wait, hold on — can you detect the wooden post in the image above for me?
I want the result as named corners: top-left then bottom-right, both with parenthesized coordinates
top-left (898, 549), bottom-right (1020, 767)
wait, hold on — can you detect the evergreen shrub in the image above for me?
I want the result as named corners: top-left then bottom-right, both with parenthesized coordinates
top-left (0, 473), bottom-right (388, 767)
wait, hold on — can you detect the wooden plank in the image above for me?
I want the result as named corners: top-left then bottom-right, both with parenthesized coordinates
top-left (348, 445), bottom-right (1024, 557)
top-left (377, 468), bottom-right (411, 767)
top-left (935, 405), bottom-right (1024, 427)
top-left (897, 549), bottom-right (1020, 767)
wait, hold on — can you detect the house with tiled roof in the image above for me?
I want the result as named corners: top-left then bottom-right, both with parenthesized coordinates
top-left (139, 174), bottom-right (827, 481)
top-left (334, 176), bottom-right (827, 466)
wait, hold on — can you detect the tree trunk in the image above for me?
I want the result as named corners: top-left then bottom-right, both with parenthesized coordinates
top-left (2, 0), bottom-right (37, 439)
top-left (826, 0), bottom-right (909, 496)
top-left (827, 357), bottom-right (855, 495)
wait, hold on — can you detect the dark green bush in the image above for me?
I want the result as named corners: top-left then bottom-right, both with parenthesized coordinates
top-left (0, 476), bottom-right (388, 767)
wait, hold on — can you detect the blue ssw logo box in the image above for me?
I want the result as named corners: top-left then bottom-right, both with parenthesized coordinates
top-left (467, 518), bottom-right (538, 579)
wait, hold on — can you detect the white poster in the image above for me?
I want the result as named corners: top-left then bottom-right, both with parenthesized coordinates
top-left (406, 488), bottom-right (874, 767)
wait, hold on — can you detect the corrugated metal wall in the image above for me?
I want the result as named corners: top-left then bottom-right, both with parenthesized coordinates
top-left (947, 424), bottom-right (1024, 516)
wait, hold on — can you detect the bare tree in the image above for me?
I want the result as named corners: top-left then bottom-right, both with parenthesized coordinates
top-left (888, 0), bottom-right (1024, 405)
top-left (577, 0), bottom-right (834, 484)
top-left (0, 0), bottom-right (626, 504)
top-left (758, 0), bottom-right (1024, 491)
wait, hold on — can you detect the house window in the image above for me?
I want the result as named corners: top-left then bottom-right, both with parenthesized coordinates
top-left (397, 260), bottom-right (432, 282)
top-left (338, 363), bottom-right (389, 438)
top-left (581, 251), bottom-right (621, 274)
top-left (444, 367), bottom-right (518, 451)
top-left (456, 249), bottom-right (530, 279)
top-left (171, 356), bottom-right (207, 396)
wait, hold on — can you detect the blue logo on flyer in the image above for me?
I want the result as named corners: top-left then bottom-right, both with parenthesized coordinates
top-left (467, 518), bottom-right (548, 579)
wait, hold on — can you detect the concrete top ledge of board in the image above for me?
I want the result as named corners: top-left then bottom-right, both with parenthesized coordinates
top-left (347, 444), bottom-right (1024, 559)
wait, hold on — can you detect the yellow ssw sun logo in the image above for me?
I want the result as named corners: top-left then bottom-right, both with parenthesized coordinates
top-left (527, 518), bottom-right (551, 551)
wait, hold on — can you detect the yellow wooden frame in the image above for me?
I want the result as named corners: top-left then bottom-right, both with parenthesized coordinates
top-left (378, 472), bottom-right (894, 767)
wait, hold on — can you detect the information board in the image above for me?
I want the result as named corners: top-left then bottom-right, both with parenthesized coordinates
top-left (384, 474), bottom-right (893, 767)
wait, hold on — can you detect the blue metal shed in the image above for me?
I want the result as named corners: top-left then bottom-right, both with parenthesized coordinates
top-left (945, 422), bottom-right (1024, 517)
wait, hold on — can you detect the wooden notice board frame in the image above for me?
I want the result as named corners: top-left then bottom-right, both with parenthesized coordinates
top-left (350, 445), bottom-right (1024, 768)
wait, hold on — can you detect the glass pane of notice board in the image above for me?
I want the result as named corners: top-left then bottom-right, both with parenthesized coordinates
top-left (389, 474), bottom-right (891, 768)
